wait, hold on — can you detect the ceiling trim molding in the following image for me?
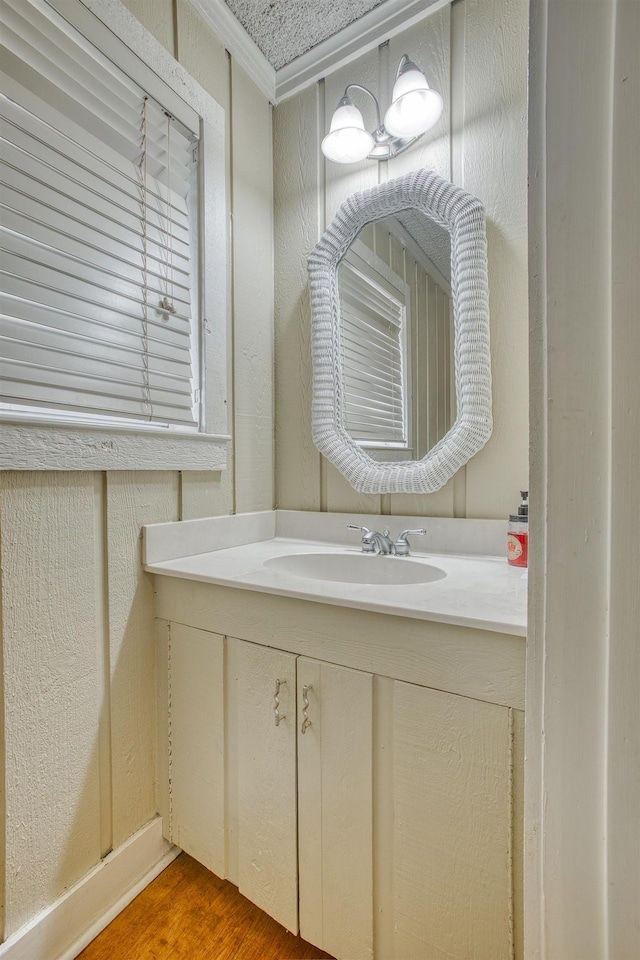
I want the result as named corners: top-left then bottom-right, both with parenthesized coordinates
top-left (190, 0), bottom-right (276, 103)
top-left (189, 0), bottom-right (452, 106)
top-left (275, 0), bottom-right (453, 103)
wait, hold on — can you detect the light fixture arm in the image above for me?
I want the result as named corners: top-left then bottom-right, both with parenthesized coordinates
top-left (340, 82), bottom-right (417, 160)
top-left (343, 83), bottom-right (382, 132)
top-left (395, 54), bottom-right (410, 79)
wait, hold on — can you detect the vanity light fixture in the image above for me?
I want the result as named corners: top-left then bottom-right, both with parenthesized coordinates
top-left (321, 55), bottom-right (443, 164)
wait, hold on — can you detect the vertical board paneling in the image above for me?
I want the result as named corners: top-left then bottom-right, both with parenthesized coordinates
top-left (427, 275), bottom-right (440, 449)
top-left (106, 472), bottom-right (179, 848)
top-left (389, 235), bottom-right (404, 296)
top-left (436, 286), bottom-right (448, 439)
top-left (274, 0), bottom-right (526, 521)
top-left (389, 235), bottom-right (412, 465)
top-left (323, 47), bottom-right (383, 515)
top-left (0, 0), bottom-right (278, 943)
top-left (120, 0), bottom-right (175, 53)
top-left (176, 0), bottom-right (235, 522)
top-left (408, 257), bottom-right (422, 461)
top-left (392, 681), bottom-right (512, 959)
top-left (324, 461), bottom-right (381, 515)
top-left (389, 3), bottom-right (454, 520)
top-left (446, 297), bottom-right (453, 429)
top-left (174, 0), bottom-right (228, 97)
top-left (391, 268), bottom-right (455, 517)
top-left (359, 222), bottom-right (375, 252)
top-left (169, 623), bottom-right (225, 875)
top-left (387, 4), bottom-right (451, 182)
top-left (274, 87), bottom-right (323, 510)
top-left (2, 0), bottom-right (533, 947)
top-left (374, 221), bottom-right (391, 268)
top-left (180, 469), bottom-right (234, 521)
top-left (366, 223), bottom-right (455, 522)
top-left (0, 473), bottom-right (101, 936)
top-left (231, 62), bottom-right (275, 514)
top-left (461, 0), bottom-right (529, 517)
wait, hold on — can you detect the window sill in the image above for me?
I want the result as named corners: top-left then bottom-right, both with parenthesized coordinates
top-left (0, 421), bottom-right (231, 471)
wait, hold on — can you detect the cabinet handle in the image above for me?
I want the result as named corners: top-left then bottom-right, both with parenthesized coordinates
top-left (274, 678), bottom-right (286, 726)
top-left (301, 684), bottom-right (312, 734)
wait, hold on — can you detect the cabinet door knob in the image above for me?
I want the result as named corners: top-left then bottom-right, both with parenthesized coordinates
top-left (301, 684), bottom-right (313, 734)
top-left (274, 678), bottom-right (286, 726)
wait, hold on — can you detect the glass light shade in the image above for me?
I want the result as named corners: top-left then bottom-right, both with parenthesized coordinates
top-left (321, 99), bottom-right (374, 163)
top-left (384, 64), bottom-right (443, 139)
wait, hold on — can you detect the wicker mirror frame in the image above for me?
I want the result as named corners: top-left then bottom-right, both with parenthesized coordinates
top-left (307, 169), bottom-right (492, 494)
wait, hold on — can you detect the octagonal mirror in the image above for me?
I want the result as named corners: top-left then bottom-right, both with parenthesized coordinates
top-left (307, 169), bottom-right (492, 494)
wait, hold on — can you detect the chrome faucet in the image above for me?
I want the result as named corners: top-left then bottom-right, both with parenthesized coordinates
top-left (347, 524), bottom-right (426, 556)
top-left (369, 528), bottom-right (396, 555)
top-left (347, 524), bottom-right (394, 554)
top-left (393, 528), bottom-right (427, 556)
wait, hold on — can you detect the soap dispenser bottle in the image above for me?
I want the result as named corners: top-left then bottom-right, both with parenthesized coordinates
top-left (507, 490), bottom-right (528, 567)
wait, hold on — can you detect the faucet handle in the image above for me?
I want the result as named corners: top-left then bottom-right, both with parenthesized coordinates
top-left (347, 523), bottom-right (376, 553)
top-left (394, 528), bottom-right (426, 556)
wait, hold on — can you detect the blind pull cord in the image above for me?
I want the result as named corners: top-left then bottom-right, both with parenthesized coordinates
top-left (140, 96), bottom-right (154, 419)
top-left (159, 111), bottom-right (177, 315)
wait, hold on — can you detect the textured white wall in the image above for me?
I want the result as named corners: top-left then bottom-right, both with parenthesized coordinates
top-left (0, 0), bottom-right (273, 941)
top-left (273, 0), bottom-right (529, 520)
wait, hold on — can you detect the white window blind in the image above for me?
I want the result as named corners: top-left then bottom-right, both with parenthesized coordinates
top-left (0, 0), bottom-right (201, 430)
top-left (338, 254), bottom-right (408, 447)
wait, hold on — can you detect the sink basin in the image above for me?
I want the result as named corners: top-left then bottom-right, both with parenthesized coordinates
top-left (264, 552), bottom-right (446, 586)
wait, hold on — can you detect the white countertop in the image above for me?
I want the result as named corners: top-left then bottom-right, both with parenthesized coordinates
top-left (143, 511), bottom-right (527, 637)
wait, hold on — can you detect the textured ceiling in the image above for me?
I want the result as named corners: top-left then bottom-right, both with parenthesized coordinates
top-left (223, 0), bottom-right (387, 70)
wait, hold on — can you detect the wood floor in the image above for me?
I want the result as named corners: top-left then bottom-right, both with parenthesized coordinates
top-left (78, 853), bottom-right (334, 960)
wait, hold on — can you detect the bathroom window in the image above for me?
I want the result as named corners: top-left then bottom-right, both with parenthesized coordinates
top-left (338, 242), bottom-right (411, 452)
top-left (0, 0), bottom-right (228, 470)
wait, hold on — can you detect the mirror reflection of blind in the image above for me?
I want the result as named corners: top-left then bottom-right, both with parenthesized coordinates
top-left (0, 0), bottom-right (200, 429)
top-left (338, 259), bottom-right (408, 447)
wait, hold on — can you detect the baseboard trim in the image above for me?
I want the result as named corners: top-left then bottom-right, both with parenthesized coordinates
top-left (0, 817), bottom-right (180, 960)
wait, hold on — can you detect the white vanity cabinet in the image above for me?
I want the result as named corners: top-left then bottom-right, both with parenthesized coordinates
top-left (162, 628), bottom-right (376, 958)
top-left (236, 640), bottom-right (374, 960)
top-left (388, 681), bottom-right (512, 959)
top-left (296, 656), bottom-right (374, 960)
top-left (160, 622), bottom-right (226, 878)
top-left (235, 641), bottom-right (299, 932)
top-left (155, 578), bottom-right (524, 960)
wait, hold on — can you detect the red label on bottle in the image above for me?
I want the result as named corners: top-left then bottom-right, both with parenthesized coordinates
top-left (507, 532), bottom-right (528, 567)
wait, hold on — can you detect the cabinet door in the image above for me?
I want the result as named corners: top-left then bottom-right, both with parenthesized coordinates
top-left (391, 681), bottom-right (512, 960)
top-left (236, 639), bottom-right (298, 933)
top-left (168, 623), bottom-right (226, 877)
top-left (298, 657), bottom-right (374, 960)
